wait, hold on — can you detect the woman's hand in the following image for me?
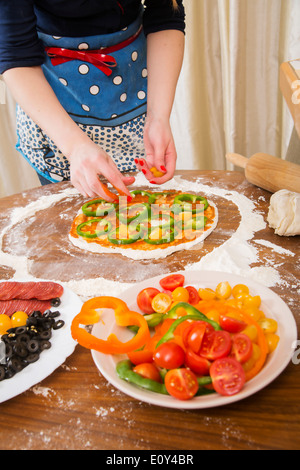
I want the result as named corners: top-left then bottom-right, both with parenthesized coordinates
top-left (136, 116), bottom-right (177, 184)
top-left (68, 137), bottom-right (135, 201)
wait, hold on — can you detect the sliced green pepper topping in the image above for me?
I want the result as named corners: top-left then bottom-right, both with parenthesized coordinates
top-left (118, 203), bottom-right (150, 224)
top-left (81, 199), bottom-right (116, 217)
top-left (107, 226), bottom-right (142, 245)
top-left (76, 219), bottom-right (112, 239)
top-left (173, 194), bottom-right (208, 211)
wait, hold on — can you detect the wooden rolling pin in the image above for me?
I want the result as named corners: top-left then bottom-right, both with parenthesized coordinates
top-left (226, 152), bottom-right (300, 193)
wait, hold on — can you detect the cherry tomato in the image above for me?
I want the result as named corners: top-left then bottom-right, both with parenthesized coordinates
top-left (172, 287), bottom-right (189, 302)
top-left (137, 287), bottom-right (160, 314)
top-left (232, 283), bottom-right (249, 299)
top-left (153, 342), bottom-right (185, 369)
top-left (11, 311), bottom-right (28, 328)
top-left (210, 357), bottom-right (246, 396)
top-left (151, 292), bottom-right (172, 313)
top-left (133, 363), bottom-right (162, 382)
top-left (159, 274), bottom-right (185, 292)
top-left (127, 349), bottom-right (154, 365)
top-left (185, 349), bottom-right (211, 375)
top-left (231, 333), bottom-right (253, 363)
top-left (186, 286), bottom-right (200, 305)
top-left (219, 315), bottom-right (247, 334)
top-left (164, 368), bottom-right (199, 400)
top-left (0, 314), bottom-right (12, 335)
top-left (215, 281), bottom-right (232, 299)
top-left (199, 330), bottom-right (232, 361)
top-left (182, 321), bottom-right (214, 353)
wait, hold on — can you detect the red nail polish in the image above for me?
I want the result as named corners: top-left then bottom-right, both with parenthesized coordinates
top-left (150, 180), bottom-right (156, 184)
top-left (127, 196), bottom-right (133, 203)
top-left (142, 169), bottom-right (146, 174)
top-left (134, 158), bottom-right (139, 164)
top-left (160, 165), bottom-right (167, 172)
top-left (139, 160), bottom-right (144, 166)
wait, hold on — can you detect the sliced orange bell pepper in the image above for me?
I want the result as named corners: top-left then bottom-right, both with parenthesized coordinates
top-left (71, 296), bottom-right (150, 354)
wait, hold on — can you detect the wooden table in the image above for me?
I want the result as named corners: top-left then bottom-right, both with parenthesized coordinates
top-left (0, 170), bottom-right (299, 451)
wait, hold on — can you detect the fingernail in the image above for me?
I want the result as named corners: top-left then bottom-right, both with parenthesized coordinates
top-left (134, 158), bottom-right (139, 165)
top-left (160, 165), bottom-right (167, 172)
top-left (142, 169), bottom-right (146, 174)
top-left (127, 196), bottom-right (133, 203)
top-left (150, 180), bottom-right (156, 184)
top-left (139, 159), bottom-right (144, 166)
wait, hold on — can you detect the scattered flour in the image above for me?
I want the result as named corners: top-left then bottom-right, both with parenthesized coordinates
top-left (254, 239), bottom-right (296, 256)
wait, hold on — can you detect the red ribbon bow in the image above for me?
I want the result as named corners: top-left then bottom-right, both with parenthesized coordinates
top-left (45, 47), bottom-right (117, 76)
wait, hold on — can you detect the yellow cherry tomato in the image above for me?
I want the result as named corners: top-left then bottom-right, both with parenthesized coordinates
top-left (242, 324), bottom-right (258, 342)
top-left (242, 306), bottom-right (264, 322)
top-left (198, 288), bottom-right (216, 300)
top-left (172, 287), bottom-right (190, 303)
top-left (0, 314), bottom-right (12, 335)
top-left (215, 281), bottom-right (232, 299)
top-left (205, 309), bottom-right (220, 323)
top-left (258, 318), bottom-right (278, 334)
top-left (151, 293), bottom-right (172, 314)
top-left (241, 294), bottom-right (261, 309)
top-left (243, 343), bottom-right (261, 372)
top-left (265, 333), bottom-right (280, 353)
top-left (11, 311), bottom-right (28, 328)
top-left (232, 284), bottom-right (250, 299)
top-left (150, 167), bottom-right (165, 177)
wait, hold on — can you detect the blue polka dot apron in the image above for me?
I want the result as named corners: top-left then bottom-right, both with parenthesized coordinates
top-left (16, 10), bottom-right (147, 182)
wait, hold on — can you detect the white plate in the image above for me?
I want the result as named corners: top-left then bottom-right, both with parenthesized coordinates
top-left (91, 270), bottom-right (298, 409)
top-left (0, 280), bottom-right (82, 403)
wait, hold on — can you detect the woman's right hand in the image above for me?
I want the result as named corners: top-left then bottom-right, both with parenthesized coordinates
top-left (68, 137), bottom-right (135, 201)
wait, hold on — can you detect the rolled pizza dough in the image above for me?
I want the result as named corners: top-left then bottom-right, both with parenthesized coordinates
top-left (267, 189), bottom-right (300, 236)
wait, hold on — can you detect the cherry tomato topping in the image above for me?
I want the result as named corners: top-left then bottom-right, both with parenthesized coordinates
top-left (0, 314), bottom-right (12, 335)
top-left (186, 286), bottom-right (200, 305)
top-left (159, 274), bottom-right (185, 292)
top-left (219, 315), bottom-right (247, 334)
top-left (137, 287), bottom-right (160, 314)
top-left (151, 293), bottom-right (172, 313)
top-left (11, 311), bottom-right (28, 328)
top-left (182, 321), bottom-right (213, 353)
top-left (153, 342), bottom-right (185, 369)
top-left (133, 363), bottom-right (162, 382)
top-left (172, 287), bottom-right (190, 302)
top-left (210, 357), bottom-right (246, 396)
top-left (199, 330), bottom-right (232, 361)
top-left (127, 349), bottom-right (154, 365)
top-left (165, 368), bottom-right (199, 400)
top-left (185, 349), bottom-right (211, 376)
top-left (231, 333), bottom-right (253, 363)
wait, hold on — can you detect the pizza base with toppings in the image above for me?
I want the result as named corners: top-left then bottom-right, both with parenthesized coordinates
top-left (68, 190), bottom-right (218, 260)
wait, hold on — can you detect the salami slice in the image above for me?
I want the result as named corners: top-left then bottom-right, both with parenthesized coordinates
top-left (0, 282), bottom-right (63, 301)
top-left (0, 299), bottom-right (52, 317)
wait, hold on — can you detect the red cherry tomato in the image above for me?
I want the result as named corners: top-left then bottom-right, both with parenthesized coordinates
top-left (199, 330), bottom-right (232, 361)
top-left (153, 342), bottom-right (185, 369)
top-left (159, 274), bottom-right (185, 292)
top-left (127, 349), bottom-right (154, 365)
top-left (231, 333), bottom-right (253, 363)
top-left (137, 287), bottom-right (160, 314)
top-left (185, 349), bottom-right (211, 376)
top-left (219, 315), bottom-right (247, 334)
top-left (182, 321), bottom-right (214, 353)
top-left (210, 357), bottom-right (246, 396)
top-left (133, 363), bottom-right (162, 383)
top-left (165, 368), bottom-right (199, 400)
top-left (186, 286), bottom-right (200, 305)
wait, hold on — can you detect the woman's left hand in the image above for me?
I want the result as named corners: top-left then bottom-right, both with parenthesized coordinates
top-left (137, 116), bottom-right (177, 184)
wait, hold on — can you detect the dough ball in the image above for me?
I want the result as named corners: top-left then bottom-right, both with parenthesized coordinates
top-left (267, 189), bottom-right (300, 236)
